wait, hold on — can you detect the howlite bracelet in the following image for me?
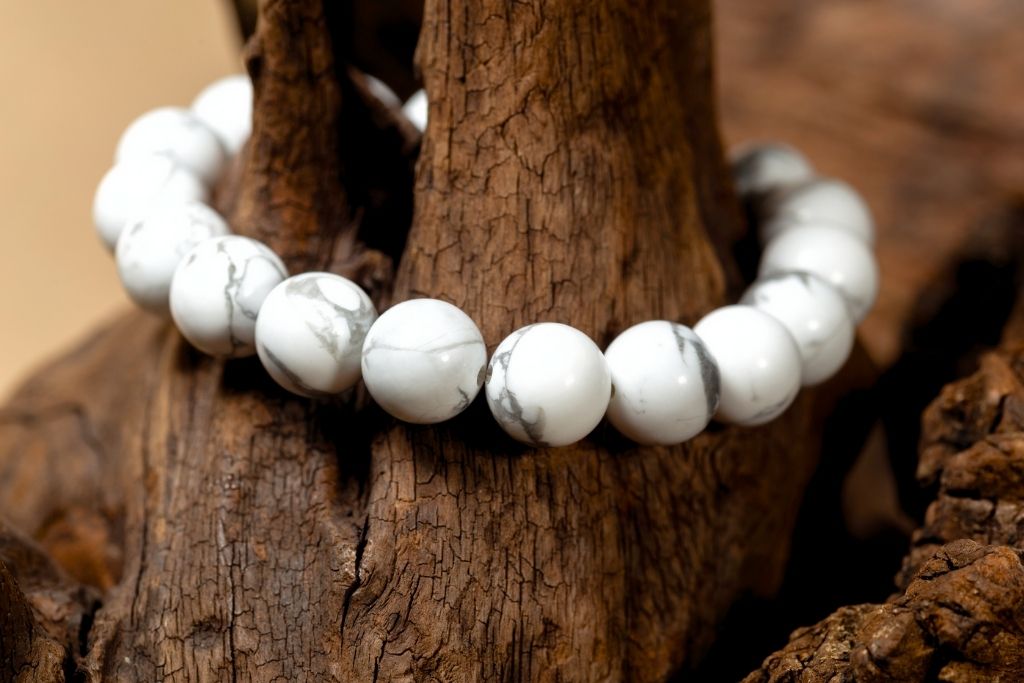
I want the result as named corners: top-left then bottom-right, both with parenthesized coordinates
top-left (94, 78), bottom-right (879, 448)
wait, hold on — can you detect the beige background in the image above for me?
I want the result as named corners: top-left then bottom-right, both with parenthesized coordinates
top-left (0, 2), bottom-right (239, 397)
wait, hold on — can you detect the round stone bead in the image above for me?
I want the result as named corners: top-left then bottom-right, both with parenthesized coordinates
top-left (115, 201), bottom-right (230, 315)
top-left (731, 143), bottom-right (815, 198)
top-left (760, 178), bottom-right (874, 245)
top-left (255, 273), bottom-right (377, 397)
top-left (361, 299), bottom-right (487, 423)
top-left (116, 107), bottom-right (226, 186)
top-left (741, 273), bottom-right (855, 386)
top-left (93, 155), bottom-right (208, 251)
top-left (604, 321), bottom-right (720, 445)
top-left (403, 90), bottom-right (428, 132)
top-left (191, 75), bottom-right (253, 156)
top-left (485, 323), bottom-right (611, 447)
top-left (693, 305), bottom-right (802, 426)
top-left (759, 224), bottom-right (879, 323)
top-left (170, 235), bottom-right (288, 358)
top-left (364, 74), bottom-right (401, 109)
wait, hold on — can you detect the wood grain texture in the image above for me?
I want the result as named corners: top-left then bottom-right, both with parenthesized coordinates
top-left (0, 522), bottom-right (95, 682)
top-left (0, 0), bottom-right (860, 680)
top-left (744, 541), bottom-right (1024, 682)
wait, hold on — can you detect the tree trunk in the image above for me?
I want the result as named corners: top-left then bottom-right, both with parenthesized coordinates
top-left (0, 1), bottom-right (868, 680)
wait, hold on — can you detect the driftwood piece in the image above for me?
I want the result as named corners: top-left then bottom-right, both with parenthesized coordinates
top-left (900, 337), bottom-right (1024, 588)
top-left (744, 233), bottom-right (1024, 680)
top-left (0, 522), bottom-right (95, 682)
top-left (0, 0), bottom-right (878, 680)
top-left (743, 540), bottom-right (1024, 682)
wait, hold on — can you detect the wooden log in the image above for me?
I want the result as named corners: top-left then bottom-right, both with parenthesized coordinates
top-left (0, 0), bottom-right (868, 680)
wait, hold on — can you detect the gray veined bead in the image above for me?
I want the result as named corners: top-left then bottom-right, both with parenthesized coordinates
top-left (170, 235), bottom-right (288, 358)
top-left (255, 272), bottom-right (377, 397)
top-left (731, 142), bottom-right (815, 199)
top-left (361, 298), bottom-right (487, 424)
top-left (693, 305), bottom-right (802, 426)
top-left (741, 272), bottom-right (855, 386)
top-left (605, 320), bottom-right (721, 446)
top-left (485, 323), bottom-right (611, 448)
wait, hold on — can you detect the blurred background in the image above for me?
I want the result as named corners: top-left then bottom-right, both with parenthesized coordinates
top-left (0, 1), bottom-right (241, 396)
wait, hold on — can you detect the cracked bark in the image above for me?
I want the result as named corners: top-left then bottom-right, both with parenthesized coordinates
top-left (744, 206), bottom-right (1024, 680)
top-left (1, 0), bottom-right (868, 680)
top-left (744, 540), bottom-right (1024, 682)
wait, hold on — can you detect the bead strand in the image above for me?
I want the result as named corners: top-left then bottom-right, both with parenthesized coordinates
top-left (92, 79), bottom-right (879, 448)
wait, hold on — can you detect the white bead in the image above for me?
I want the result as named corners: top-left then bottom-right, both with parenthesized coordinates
top-left (115, 201), bottom-right (230, 315)
top-left (361, 299), bottom-right (486, 423)
top-left (92, 155), bottom-right (208, 251)
top-left (486, 323), bottom-right (611, 447)
top-left (759, 225), bottom-right (879, 323)
top-left (731, 143), bottom-right (815, 198)
top-left (255, 273), bottom-right (377, 396)
top-left (170, 235), bottom-right (287, 358)
top-left (741, 273), bottom-right (854, 386)
top-left (191, 75), bottom-right (253, 156)
top-left (116, 107), bottom-right (226, 186)
top-left (605, 321), bottom-right (720, 445)
top-left (761, 178), bottom-right (874, 244)
top-left (364, 74), bottom-right (401, 109)
top-left (693, 305), bottom-right (802, 426)
top-left (403, 90), bottom-right (428, 132)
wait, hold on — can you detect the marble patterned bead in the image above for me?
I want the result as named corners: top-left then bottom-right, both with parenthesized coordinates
top-left (403, 90), bottom-right (428, 132)
top-left (170, 235), bottom-right (288, 358)
top-left (741, 273), bottom-right (855, 386)
top-left (731, 143), bottom-right (815, 198)
top-left (115, 201), bottom-right (230, 315)
top-left (255, 273), bottom-right (377, 397)
top-left (759, 224), bottom-right (879, 323)
top-left (116, 107), bottom-right (226, 186)
top-left (191, 75), bottom-right (253, 156)
top-left (486, 323), bottom-right (611, 447)
top-left (361, 299), bottom-right (486, 423)
top-left (760, 178), bottom-right (874, 245)
top-left (604, 321), bottom-right (720, 445)
top-left (693, 305), bottom-right (802, 426)
top-left (93, 155), bottom-right (208, 251)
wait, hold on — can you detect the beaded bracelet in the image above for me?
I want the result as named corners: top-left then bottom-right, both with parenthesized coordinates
top-left (92, 75), bottom-right (879, 448)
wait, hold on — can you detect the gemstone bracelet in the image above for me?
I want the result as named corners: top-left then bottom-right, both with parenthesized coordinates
top-left (93, 75), bottom-right (879, 448)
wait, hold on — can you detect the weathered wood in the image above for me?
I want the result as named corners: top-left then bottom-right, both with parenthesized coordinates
top-left (0, 522), bottom-right (95, 682)
top-left (744, 540), bottom-right (1024, 682)
top-left (0, 0), bottom-right (861, 680)
top-left (717, 0), bottom-right (1024, 367)
top-left (743, 213), bottom-right (1024, 680)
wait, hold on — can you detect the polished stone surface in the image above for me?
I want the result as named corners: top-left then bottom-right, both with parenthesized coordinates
top-left (403, 89), bottom-right (428, 132)
top-left (256, 272), bottom-right (377, 396)
top-left (694, 305), bottom-right (802, 426)
top-left (115, 201), bottom-right (230, 315)
top-left (93, 155), bottom-right (208, 251)
top-left (605, 320), bottom-right (720, 445)
top-left (170, 235), bottom-right (287, 358)
top-left (759, 224), bottom-right (879, 323)
top-left (116, 106), bottom-right (226, 186)
top-left (191, 74), bottom-right (252, 156)
top-left (760, 178), bottom-right (875, 245)
top-left (362, 298), bottom-right (486, 423)
top-left (486, 323), bottom-right (611, 447)
top-left (742, 272), bottom-right (855, 386)
top-left (731, 142), bottom-right (815, 198)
